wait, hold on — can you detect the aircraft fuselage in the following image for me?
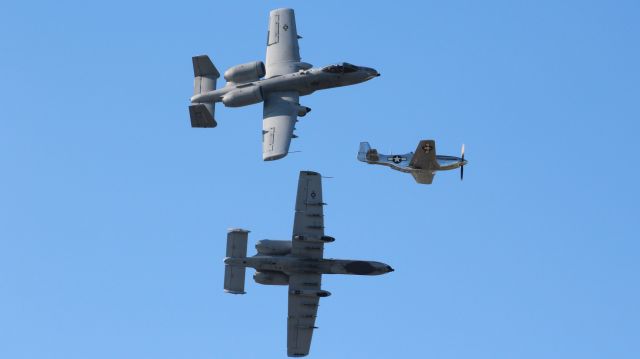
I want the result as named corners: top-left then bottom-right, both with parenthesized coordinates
top-left (190, 65), bottom-right (379, 104)
top-left (225, 255), bottom-right (392, 276)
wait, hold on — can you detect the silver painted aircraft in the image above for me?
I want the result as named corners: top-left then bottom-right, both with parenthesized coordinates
top-left (189, 8), bottom-right (380, 161)
top-left (224, 171), bottom-right (393, 357)
top-left (357, 140), bottom-right (468, 184)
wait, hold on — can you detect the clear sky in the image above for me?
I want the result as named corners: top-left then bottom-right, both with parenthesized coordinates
top-left (1, 1), bottom-right (639, 358)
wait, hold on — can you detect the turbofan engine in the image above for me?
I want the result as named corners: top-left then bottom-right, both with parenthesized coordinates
top-left (224, 61), bottom-right (266, 84)
top-left (255, 239), bottom-right (292, 255)
top-left (253, 271), bottom-right (289, 285)
top-left (222, 86), bottom-right (264, 107)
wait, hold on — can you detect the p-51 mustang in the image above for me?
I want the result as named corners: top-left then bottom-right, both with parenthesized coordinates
top-left (357, 140), bottom-right (468, 184)
top-left (189, 8), bottom-right (380, 161)
top-left (224, 171), bottom-right (393, 357)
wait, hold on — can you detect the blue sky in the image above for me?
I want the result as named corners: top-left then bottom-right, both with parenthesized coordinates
top-left (1, 1), bottom-right (639, 358)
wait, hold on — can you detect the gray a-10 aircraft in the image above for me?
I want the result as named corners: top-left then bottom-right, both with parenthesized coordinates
top-left (357, 140), bottom-right (468, 184)
top-left (189, 8), bottom-right (380, 161)
top-left (224, 171), bottom-right (393, 357)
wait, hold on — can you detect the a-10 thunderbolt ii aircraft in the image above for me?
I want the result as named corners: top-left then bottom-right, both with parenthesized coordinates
top-left (189, 8), bottom-right (380, 160)
top-left (224, 171), bottom-right (393, 357)
top-left (357, 140), bottom-right (468, 184)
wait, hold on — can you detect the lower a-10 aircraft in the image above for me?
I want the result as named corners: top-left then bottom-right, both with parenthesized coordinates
top-left (224, 171), bottom-right (393, 357)
top-left (357, 140), bottom-right (468, 184)
top-left (189, 8), bottom-right (379, 161)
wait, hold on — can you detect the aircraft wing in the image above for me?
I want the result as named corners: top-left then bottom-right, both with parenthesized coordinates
top-left (408, 140), bottom-right (438, 184)
top-left (409, 140), bottom-right (437, 169)
top-left (287, 273), bottom-right (322, 357)
top-left (410, 171), bottom-right (435, 184)
top-left (291, 171), bottom-right (325, 259)
top-left (266, 8), bottom-right (302, 78)
top-left (263, 91), bottom-right (299, 161)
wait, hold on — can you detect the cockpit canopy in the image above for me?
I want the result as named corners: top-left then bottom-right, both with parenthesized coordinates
top-left (321, 62), bottom-right (359, 74)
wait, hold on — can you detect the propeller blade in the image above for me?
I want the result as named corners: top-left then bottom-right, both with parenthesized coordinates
top-left (460, 144), bottom-right (465, 181)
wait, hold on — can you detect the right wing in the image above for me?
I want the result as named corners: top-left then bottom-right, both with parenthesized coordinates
top-left (262, 91), bottom-right (299, 161)
top-left (287, 273), bottom-right (322, 357)
top-left (291, 171), bottom-right (325, 260)
top-left (265, 8), bottom-right (303, 78)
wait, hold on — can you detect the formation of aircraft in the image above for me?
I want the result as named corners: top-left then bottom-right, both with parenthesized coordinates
top-left (357, 140), bottom-right (468, 184)
top-left (187, 7), bottom-right (470, 358)
top-left (189, 7), bottom-right (380, 161)
top-left (224, 171), bottom-right (393, 357)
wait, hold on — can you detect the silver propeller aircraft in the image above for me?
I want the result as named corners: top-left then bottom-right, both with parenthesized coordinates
top-left (189, 8), bottom-right (380, 160)
top-left (224, 171), bottom-right (393, 357)
top-left (357, 140), bottom-right (468, 184)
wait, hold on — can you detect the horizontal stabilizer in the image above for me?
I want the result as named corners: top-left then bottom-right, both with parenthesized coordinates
top-left (189, 104), bottom-right (217, 128)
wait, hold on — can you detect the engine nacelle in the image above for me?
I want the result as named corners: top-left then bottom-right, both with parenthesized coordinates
top-left (222, 86), bottom-right (264, 107)
top-left (253, 271), bottom-right (289, 285)
top-left (224, 61), bottom-right (266, 84)
top-left (255, 239), bottom-right (292, 255)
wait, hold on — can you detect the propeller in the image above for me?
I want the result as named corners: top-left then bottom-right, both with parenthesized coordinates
top-left (460, 144), bottom-right (465, 181)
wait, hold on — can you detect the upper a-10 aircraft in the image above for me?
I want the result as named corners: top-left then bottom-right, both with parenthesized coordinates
top-left (358, 140), bottom-right (468, 184)
top-left (189, 8), bottom-right (380, 160)
top-left (223, 171), bottom-right (393, 357)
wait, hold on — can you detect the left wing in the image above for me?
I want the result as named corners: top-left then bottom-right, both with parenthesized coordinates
top-left (266, 8), bottom-right (303, 78)
top-left (262, 91), bottom-right (299, 161)
top-left (287, 273), bottom-right (322, 357)
top-left (291, 171), bottom-right (325, 259)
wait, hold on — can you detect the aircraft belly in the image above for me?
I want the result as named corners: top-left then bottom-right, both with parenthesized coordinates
top-left (252, 257), bottom-right (324, 274)
top-left (260, 75), bottom-right (308, 94)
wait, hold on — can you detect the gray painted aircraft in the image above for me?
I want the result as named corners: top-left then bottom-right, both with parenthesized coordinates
top-left (224, 171), bottom-right (393, 357)
top-left (357, 140), bottom-right (468, 184)
top-left (189, 8), bottom-right (380, 161)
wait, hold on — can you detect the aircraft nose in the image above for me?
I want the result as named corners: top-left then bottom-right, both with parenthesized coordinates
top-left (362, 67), bottom-right (380, 78)
top-left (386, 265), bottom-right (394, 272)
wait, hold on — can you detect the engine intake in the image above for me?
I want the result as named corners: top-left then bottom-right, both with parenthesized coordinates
top-left (222, 86), bottom-right (264, 107)
top-left (224, 61), bottom-right (266, 84)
